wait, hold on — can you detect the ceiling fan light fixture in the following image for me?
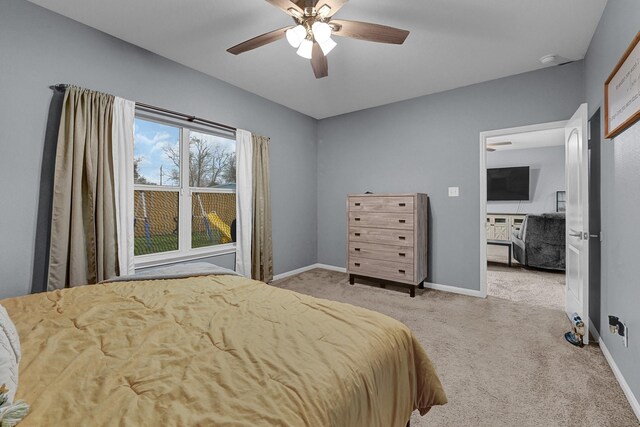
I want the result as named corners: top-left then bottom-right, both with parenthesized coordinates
top-left (286, 25), bottom-right (306, 48)
top-left (312, 21), bottom-right (332, 43)
top-left (287, 8), bottom-right (303, 19)
top-left (318, 37), bottom-right (337, 55)
top-left (227, 1), bottom-right (411, 79)
top-left (317, 4), bottom-right (331, 18)
top-left (296, 38), bottom-right (313, 59)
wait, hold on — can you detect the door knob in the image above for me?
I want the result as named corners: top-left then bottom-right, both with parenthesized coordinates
top-left (569, 229), bottom-right (588, 240)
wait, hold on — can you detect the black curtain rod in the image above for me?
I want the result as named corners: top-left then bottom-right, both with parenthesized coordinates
top-left (51, 84), bottom-right (237, 133)
top-left (136, 103), bottom-right (236, 132)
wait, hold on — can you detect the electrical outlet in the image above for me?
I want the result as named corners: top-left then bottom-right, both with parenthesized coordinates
top-left (608, 315), bottom-right (628, 347)
top-left (448, 187), bottom-right (460, 197)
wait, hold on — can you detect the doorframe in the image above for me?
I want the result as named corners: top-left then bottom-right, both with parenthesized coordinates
top-left (478, 120), bottom-right (568, 298)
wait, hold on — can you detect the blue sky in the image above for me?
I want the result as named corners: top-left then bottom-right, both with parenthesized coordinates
top-left (134, 118), bottom-right (180, 186)
top-left (134, 118), bottom-right (237, 187)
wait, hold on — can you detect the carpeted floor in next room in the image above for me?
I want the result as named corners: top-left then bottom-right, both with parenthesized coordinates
top-left (486, 243), bottom-right (565, 310)
top-left (271, 269), bottom-right (638, 427)
top-left (487, 262), bottom-right (565, 310)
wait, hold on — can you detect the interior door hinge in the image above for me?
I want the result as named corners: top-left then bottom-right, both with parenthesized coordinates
top-left (588, 121), bottom-right (591, 141)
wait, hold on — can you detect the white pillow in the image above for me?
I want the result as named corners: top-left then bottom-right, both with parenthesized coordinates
top-left (0, 305), bottom-right (20, 403)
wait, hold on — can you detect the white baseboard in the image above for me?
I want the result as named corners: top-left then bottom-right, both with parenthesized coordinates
top-left (314, 263), bottom-right (347, 273)
top-left (423, 282), bottom-right (484, 298)
top-left (599, 338), bottom-right (640, 422)
top-left (273, 264), bottom-right (483, 298)
top-left (272, 263), bottom-right (347, 281)
top-left (272, 264), bottom-right (319, 281)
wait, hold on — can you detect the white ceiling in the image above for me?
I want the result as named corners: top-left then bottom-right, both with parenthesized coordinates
top-left (28, 0), bottom-right (607, 119)
top-left (487, 127), bottom-right (566, 151)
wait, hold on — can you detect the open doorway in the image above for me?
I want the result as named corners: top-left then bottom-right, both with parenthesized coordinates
top-left (479, 121), bottom-right (568, 310)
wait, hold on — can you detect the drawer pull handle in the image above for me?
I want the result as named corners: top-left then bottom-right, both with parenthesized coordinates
top-left (398, 236), bottom-right (406, 240)
top-left (354, 263), bottom-right (360, 267)
top-left (399, 253), bottom-right (406, 257)
top-left (354, 202), bottom-right (361, 206)
top-left (355, 248), bottom-right (361, 251)
top-left (355, 233), bottom-right (361, 236)
top-left (399, 219), bottom-right (406, 223)
top-left (355, 218), bottom-right (361, 221)
top-left (398, 269), bottom-right (405, 274)
top-left (399, 203), bottom-right (406, 207)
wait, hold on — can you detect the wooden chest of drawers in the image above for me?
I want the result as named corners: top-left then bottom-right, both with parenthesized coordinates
top-left (347, 193), bottom-right (428, 297)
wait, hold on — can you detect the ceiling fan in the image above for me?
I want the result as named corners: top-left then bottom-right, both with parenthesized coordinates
top-left (486, 141), bottom-right (512, 152)
top-left (227, 0), bottom-right (410, 79)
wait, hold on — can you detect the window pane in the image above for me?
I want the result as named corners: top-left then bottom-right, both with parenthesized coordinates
top-left (134, 118), bottom-right (180, 187)
top-left (191, 192), bottom-right (236, 249)
top-left (189, 130), bottom-right (236, 188)
top-left (134, 190), bottom-right (179, 255)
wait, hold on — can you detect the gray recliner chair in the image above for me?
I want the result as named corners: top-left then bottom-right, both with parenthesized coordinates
top-left (512, 213), bottom-right (565, 270)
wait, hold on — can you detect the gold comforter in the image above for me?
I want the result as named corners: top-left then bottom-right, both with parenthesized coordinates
top-left (3, 275), bottom-right (446, 426)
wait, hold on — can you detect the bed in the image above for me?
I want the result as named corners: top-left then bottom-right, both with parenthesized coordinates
top-left (2, 266), bottom-right (446, 426)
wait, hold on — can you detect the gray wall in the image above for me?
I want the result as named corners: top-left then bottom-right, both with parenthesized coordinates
top-left (0, 0), bottom-right (318, 298)
top-left (317, 62), bottom-right (584, 290)
top-left (2, 0), bottom-right (638, 410)
top-left (584, 0), bottom-right (640, 405)
top-left (487, 146), bottom-right (565, 214)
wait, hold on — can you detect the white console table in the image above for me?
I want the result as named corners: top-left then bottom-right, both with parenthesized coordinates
top-left (486, 213), bottom-right (527, 242)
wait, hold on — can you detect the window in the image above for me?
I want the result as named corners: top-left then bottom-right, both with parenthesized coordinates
top-left (133, 116), bottom-right (236, 265)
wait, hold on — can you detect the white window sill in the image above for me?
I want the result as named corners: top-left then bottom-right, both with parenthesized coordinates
top-left (134, 244), bottom-right (236, 270)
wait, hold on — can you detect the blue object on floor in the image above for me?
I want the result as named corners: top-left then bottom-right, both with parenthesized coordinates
top-left (564, 331), bottom-right (583, 347)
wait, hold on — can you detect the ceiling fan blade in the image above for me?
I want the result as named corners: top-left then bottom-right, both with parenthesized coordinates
top-left (314, 0), bottom-right (348, 18)
top-left (330, 20), bottom-right (409, 44)
top-left (311, 42), bottom-right (328, 78)
top-left (227, 27), bottom-right (292, 55)
top-left (265, 0), bottom-right (304, 17)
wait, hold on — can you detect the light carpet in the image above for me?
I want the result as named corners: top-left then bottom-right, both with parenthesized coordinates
top-left (487, 262), bottom-right (565, 310)
top-left (272, 269), bottom-right (638, 427)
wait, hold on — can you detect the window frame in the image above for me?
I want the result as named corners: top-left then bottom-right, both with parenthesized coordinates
top-left (133, 112), bottom-right (237, 269)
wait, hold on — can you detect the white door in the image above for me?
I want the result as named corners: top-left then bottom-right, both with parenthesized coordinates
top-left (565, 103), bottom-right (590, 344)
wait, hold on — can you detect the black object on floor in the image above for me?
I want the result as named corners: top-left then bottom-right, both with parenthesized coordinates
top-left (564, 331), bottom-right (584, 347)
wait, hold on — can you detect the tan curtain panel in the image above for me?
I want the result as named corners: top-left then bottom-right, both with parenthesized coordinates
top-left (47, 87), bottom-right (118, 290)
top-left (251, 135), bottom-right (273, 282)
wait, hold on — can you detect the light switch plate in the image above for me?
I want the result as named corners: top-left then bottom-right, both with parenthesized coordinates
top-left (448, 187), bottom-right (460, 197)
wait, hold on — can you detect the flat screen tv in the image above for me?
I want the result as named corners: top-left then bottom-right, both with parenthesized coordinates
top-left (487, 166), bottom-right (530, 201)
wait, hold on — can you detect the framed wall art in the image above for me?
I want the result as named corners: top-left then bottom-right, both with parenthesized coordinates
top-left (605, 31), bottom-right (640, 139)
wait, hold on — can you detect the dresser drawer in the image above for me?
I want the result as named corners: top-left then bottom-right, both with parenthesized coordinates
top-left (349, 196), bottom-right (414, 213)
top-left (348, 256), bottom-right (414, 283)
top-left (349, 227), bottom-right (413, 247)
top-left (349, 242), bottom-right (413, 263)
top-left (348, 212), bottom-right (413, 229)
